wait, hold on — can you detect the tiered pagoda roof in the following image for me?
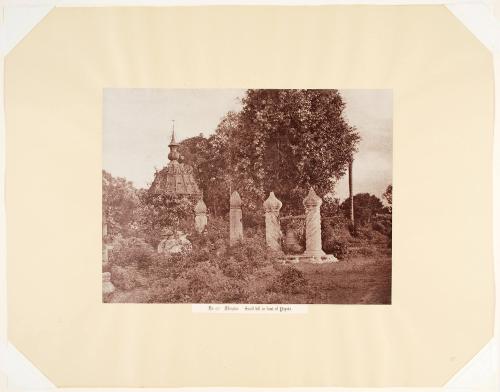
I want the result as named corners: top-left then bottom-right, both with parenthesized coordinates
top-left (148, 124), bottom-right (201, 196)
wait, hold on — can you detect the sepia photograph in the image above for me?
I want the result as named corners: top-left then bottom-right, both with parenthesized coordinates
top-left (102, 89), bottom-right (392, 304)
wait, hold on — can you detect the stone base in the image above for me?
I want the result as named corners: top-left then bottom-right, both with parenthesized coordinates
top-left (278, 254), bottom-right (338, 264)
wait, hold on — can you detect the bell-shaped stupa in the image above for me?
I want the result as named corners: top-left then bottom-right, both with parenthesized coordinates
top-left (148, 122), bottom-right (201, 196)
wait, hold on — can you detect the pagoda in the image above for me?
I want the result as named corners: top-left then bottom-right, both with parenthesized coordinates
top-left (148, 123), bottom-right (201, 196)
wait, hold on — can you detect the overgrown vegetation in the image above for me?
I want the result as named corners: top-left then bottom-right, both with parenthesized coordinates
top-left (103, 183), bottom-right (392, 304)
top-left (102, 88), bottom-right (392, 304)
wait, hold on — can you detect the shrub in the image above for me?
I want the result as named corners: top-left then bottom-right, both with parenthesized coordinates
top-left (325, 239), bottom-right (349, 260)
top-left (348, 222), bottom-right (360, 237)
top-left (242, 209), bottom-right (265, 230)
top-left (246, 290), bottom-right (288, 304)
top-left (268, 266), bottom-right (308, 295)
top-left (189, 216), bottom-right (229, 249)
top-left (147, 261), bottom-right (248, 303)
top-left (372, 221), bottom-right (386, 235)
top-left (321, 217), bottom-right (351, 260)
top-left (281, 218), bottom-right (305, 253)
top-left (110, 236), bottom-right (156, 269)
top-left (217, 233), bottom-right (272, 278)
top-left (110, 265), bottom-right (146, 290)
top-left (137, 192), bottom-right (194, 247)
top-left (358, 245), bottom-right (376, 257)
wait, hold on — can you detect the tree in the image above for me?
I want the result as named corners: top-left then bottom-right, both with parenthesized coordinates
top-left (210, 90), bottom-right (360, 215)
top-left (383, 184), bottom-right (392, 213)
top-left (340, 193), bottom-right (384, 226)
top-left (179, 113), bottom-right (239, 217)
top-left (102, 170), bottom-right (140, 237)
top-left (137, 189), bottom-right (194, 246)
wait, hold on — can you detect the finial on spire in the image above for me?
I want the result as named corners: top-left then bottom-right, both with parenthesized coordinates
top-left (168, 120), bottom-right (180, 162)
top-left (169, 120), bottom-right (178, 146)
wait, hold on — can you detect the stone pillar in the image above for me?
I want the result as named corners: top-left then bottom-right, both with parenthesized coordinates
top-left (194, 198), bottom-right (208, 234)
top-left (230, 191), bottom-right (243, 245)
top-left (263, 192), bottom-right (283, 251)
top-left (302, 187), bottom-right (326, 258)
top-left (102, 245), bottom-right (109, 263)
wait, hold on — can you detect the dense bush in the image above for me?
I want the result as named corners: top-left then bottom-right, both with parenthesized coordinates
top-left (281, 218), bottom-right (305, 253)
top-left (268, 266), bottom-right (308, 295)
top-left (218, 235), bottom-right (271, 278)
top-left (242, 210), bottom-right (265, 230)
top-left (137, 191), bottom-right (194, 247)
top-left (110, 265), bottom-right (147, 290)
top-left (371, 214), bottom-right (392, 237)
top-left (107, 209), bottom-right (391, 303)
top-left (146, 260), bottom-right (248, 303)
top-left (321, 216), bottom-right (351, 259)
top-left (110, 236), bottom-right (156, 269)
top-left (340, 193), bottom-right (385, 226)
top-left (325, 240), bottom-right (350, 260)
top-left (189, 216), bottom-right (228, 248)
top-left (138, 226), bottom-right (282, 303)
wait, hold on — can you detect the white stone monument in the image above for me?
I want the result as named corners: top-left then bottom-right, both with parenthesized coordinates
top-left (194, 198), bottom-right (208, 233)
top-left (302, 187), bottom-right (337, 263)
top-left (230, 191), bottom-right (243, 245)
top-left (263, 192), bottom-right (283, 252)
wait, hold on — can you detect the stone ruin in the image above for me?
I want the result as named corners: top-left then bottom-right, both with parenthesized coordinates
top-left (149, 125), bottom-right (203, 254)
top-left (142, 124), bottom-right (337, 263)
top-left (226, 188), bottom-right (338, 264)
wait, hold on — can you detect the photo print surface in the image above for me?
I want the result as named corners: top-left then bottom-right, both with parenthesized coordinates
top-left (102, 89), bottom-right (393, 304)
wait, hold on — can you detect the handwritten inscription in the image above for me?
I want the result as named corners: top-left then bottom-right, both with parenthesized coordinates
top-left (192, 304), bottom-right (308, 314)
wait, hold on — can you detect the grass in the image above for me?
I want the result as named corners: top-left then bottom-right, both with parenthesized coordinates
top-left (294, 253), bottom-right (392, 304)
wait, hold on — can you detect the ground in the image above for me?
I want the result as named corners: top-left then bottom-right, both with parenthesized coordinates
top-left (293, 255), bottom-right (391, 304)
top-left (106, 243), bottom-right (391, 305)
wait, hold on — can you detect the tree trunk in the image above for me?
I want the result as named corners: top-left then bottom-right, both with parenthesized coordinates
top-left (348, 159), bottom-right (354, 225)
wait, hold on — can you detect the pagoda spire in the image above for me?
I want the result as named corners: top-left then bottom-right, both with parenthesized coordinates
top-left (149, 119), bottom-right (201, 196)
top-left (169, 120), bottom-right (178, 146)
top-left (168, 120), bottom-right (180, 162)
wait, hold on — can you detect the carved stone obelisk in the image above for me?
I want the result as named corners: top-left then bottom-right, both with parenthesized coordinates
top-left (263, 192), bottom-right (283, 252)
top-left (194, 198), bottom-right (208, 234)
top-left (230, 191), bottom-right (243, 245)
top-left (302, 188), bottom-right (325, 258)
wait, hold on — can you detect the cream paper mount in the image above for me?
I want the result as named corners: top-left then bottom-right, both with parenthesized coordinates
top-left (1, 3), bottom-right (499, 390)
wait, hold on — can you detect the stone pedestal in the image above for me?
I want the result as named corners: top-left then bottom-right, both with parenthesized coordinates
top-left (194, 198), bottom-right (208, 233)
top-left (230, 191), bottom-right (243, 245)
top-left (263, 192), bottom-right (283, 252)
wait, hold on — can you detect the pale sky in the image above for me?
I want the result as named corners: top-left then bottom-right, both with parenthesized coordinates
top-left (103, 89), bottom-right (392, 201)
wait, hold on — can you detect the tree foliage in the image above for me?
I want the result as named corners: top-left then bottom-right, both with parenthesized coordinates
top-left (383, 184), bottom-right (392, 213)
top-left (138, 189), bottom-right (194, 246)
top-left (340, 193), bottom-right (385, 226)
top-left (180, 89), bottom-right (360, 216)
top-left (102, 170), bottom-right (140, 236)
top-left (179, 116), bottom-right (237, 217)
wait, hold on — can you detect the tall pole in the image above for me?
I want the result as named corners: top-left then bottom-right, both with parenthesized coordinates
top-left (349, 159), bottom-right (354, 225)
